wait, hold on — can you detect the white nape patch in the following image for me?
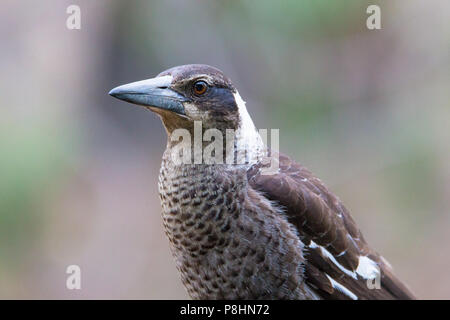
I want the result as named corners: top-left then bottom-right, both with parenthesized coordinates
top-left (325, 274), bottom-right (358, 300)
top-left (309, 241), bottom-right (357, 280)
top-left (233, 91), bottom-right (264, 164)
top-left (356, 256), bottom-right (380, 280)
top-left (308, 241), bottom-right (380, 280)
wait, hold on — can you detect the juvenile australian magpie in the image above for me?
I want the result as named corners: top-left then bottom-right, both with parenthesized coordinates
top-left (109, 64), bottom-right (415, 300)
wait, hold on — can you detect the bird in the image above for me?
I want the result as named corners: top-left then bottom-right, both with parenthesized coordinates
top-left (109, 64), bottom-right (415, 300)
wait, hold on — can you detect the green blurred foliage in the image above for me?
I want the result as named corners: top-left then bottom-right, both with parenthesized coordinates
top-left (0, 120), bottom-right (72, 269)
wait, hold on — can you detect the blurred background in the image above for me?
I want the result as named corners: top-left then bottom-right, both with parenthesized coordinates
top-left (1, 0), bottom-right (449, 299)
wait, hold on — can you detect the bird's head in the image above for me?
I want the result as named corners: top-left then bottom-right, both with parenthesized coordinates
top-left (110, 64), bottom-right (242, 131)
top-left (109, 64), bottom-right (264, 163)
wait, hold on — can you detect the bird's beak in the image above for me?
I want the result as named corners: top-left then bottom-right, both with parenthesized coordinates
top-left (108, 75), bottom-right (187, 115)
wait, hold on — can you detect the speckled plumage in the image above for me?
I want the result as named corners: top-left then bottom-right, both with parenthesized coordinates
top-left (158, 151), bottom-right (314, 299)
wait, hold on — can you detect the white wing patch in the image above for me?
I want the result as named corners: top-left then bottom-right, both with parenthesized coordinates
top-left (308, 241), bottom-right (379, 280)
top-left (325, 274), bottom-right (358, 300)
top-left (356, 255), bottom-right (380, 280)
top-left (309, 241), bottom-right (357, 279)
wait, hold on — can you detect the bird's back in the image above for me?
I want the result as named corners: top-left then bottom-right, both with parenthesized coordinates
top-left (247, 152), bottom-right (416, 300)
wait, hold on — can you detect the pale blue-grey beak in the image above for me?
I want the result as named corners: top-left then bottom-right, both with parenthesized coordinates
top-left (109, 75), bottom-right (187, 115)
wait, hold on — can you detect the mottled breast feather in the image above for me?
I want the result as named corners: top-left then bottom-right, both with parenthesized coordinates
top-left (247, 152), bottom-right (415, 300)
top-left (158, 155), bottom-right (317, 299)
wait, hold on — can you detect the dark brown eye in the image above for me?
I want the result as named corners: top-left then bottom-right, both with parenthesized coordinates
top-left (193, 80), bottom-right (208, 95)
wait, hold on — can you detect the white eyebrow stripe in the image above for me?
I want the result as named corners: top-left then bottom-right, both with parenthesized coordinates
top-left (325, 274), bottom-right (358, 300)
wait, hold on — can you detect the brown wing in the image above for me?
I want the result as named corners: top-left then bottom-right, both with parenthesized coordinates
top-left (247, 152), bottom-right (415, 300)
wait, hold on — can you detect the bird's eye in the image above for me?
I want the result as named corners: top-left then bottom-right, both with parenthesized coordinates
top-left (193, 80), bottom-right (208, 96)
